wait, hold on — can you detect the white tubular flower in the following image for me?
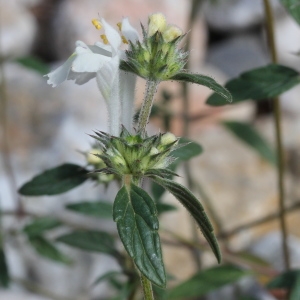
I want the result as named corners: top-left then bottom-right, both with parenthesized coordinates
top-left (118, 17), bottom-right (139, 134)
top-left (45, 17), bottom-right (139, 136)
top-left (45, 40), bottom-right (113, 87)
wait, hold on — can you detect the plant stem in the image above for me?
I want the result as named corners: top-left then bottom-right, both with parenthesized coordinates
top-left (140, 273), bottom-right (154, 300)
top-left (0, 46), bottom-right (24, 216)
top-left (263, 0), bottom-right (290, 270)
top-left (137, 80), bottom-right (158, 134)
top-left (182, 0), bottom-right (207, 270)
top-left (182, 0), bottom-right (204, 136)
top-left (219, 200), bottom-right (300, 240)
top-left (134, 78), bottom-right (159, 299)
top-left (161, 228), bottom-right (278, 277)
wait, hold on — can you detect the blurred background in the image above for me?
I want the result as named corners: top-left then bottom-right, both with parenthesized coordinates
top-left (1, 0), bottom-right (300, 299)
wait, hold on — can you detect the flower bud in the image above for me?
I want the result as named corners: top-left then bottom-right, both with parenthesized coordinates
top-left (122, 12), bottom-right (187, 81)
top-left (112, 155), bottom-right (127, 168)
top-left (87, 148), bottom-right (103, 165)
top-left (148, 13), bottom-right (167, 36)
top-left (150, 147), bottom-right (159, 156)
top-left (160, 132), bottom-right (177, 146)
top-left (162, 25), bottom-right (182, 42)
top-left (98, 174), bottom-right (114, 183)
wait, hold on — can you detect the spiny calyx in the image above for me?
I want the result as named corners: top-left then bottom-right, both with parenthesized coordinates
top-left (90, 127), bottom-right (180, 178)
top-left (120, 13), bottom-right (188, 81)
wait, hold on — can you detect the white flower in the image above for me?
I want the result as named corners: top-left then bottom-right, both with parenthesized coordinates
top-left (45, 17), bottom-right (139, 136)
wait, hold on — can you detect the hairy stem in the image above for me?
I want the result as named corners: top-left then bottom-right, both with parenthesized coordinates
top-left (137, 80), bottom-right (158, 134)
top-left (263, 0), bottom-right (290, 270)
top-left (140, 273), bottom-right (154, 300)
top-left (131, 78), bottom-right (159, 299)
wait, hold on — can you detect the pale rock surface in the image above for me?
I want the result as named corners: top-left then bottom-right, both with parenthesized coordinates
top-left (0, 0), bottom-right (37, 57)
top-left (273, 11), bottom-right (300, 114)
top-left (250, 231), bottom-right (300, 270)
top-left (208, 277), bottom-right (276, 300)
top-left (0, 292), bottom-right (49, 300)
top-left (204, 0), bottom-right (282, 32)
top-left (275, 11), bottom-right (300, 70)
top-left (206, 33), bottom-right (268, 78)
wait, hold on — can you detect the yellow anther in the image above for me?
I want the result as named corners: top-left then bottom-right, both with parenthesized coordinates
top-left (117, 22), bottom-right (122, 31)
top-left (92, 19), bottom-right (102, 30)
top-left (121, 35), bottom-right (128, 44)
top-left (100, 34), bottom-right (109, 45)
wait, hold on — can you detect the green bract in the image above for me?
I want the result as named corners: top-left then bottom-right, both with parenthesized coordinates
top-left (91, 127), bottom-right (179, 178)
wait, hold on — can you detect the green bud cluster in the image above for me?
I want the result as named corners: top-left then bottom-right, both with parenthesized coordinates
top-left (91, 127), bottom-right (179, 178)
top-left (120, 14), bottom-right (188, 81)
top-left (86, 148), bottom-right (114, 183)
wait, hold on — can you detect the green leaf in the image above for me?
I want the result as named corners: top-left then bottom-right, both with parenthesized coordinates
top-left (171, 138), bottom-right (203, 163)
top-left (93, 271), bottom-right (124, 286)
top-left (222, 121), bottom-right (277, 166)
top-left (171, 72), bottom-right (232, 103)
top-left (113, 184), bottom-right (166, 287)
top-left (19, 164), bottom-right (88, 196)
top-left (149, 176), bottom-right (221, 263)
top-left (151, 181), bottom-right (166, 201)
top-left (0, 248), bottom-right (9, 287)
top-left (28, 236), bottom-right (72, 265)
top-left (267, 270), bottom-right (298, 289)
top-left (290, 275), bottom-right (300, 300)
top-left (167, 265), bottom-right (250, 299)
top-left (156, 203), bottom-right (177, 214)
top-left (206, 64), bottom-right (300, 106)
top-left (15, 56), bottom-right (50, 75)
top-left (65, 201), bottom-right (113, 218)
top-left (267, 270), bottom-right (300, 300)
top-left (151, 138), bottom-right (203, 201)
top-left (235, 251), bottom-right (271, 267)
top-left (23, 217), bottom-right (61, 237)
top-left (109, 282), bottom-right (136, 300)
top-left (56, 230), bottom-right (116, 255)
top-left (281, 0), bottom-right (300, 25)
top-left (145, 169), bottom-right (179, 179)
top-left (153, 285), bottom-right (168, 300)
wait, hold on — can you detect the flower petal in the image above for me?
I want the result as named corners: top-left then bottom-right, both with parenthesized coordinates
top-left (89, 44), bottom-right (111, 57)
top-left (68, 71), bottom-right (96, 85)
top-left (121, 18), bottom-right (139, 43)
top-left (71, 51), bottom-right (111, 73)
top-left (96, 55), bottom-right (121, 136)
top-left (120, 70), bottom-right (137, 132)
top-left (101, 18), bottom-right (121, 55)
top-left (96, 55), bottom-right (119, 102)
top-left (94, 41), bottom-right (112, 53)
top-left (45, 54), bottom-right (76, 87)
